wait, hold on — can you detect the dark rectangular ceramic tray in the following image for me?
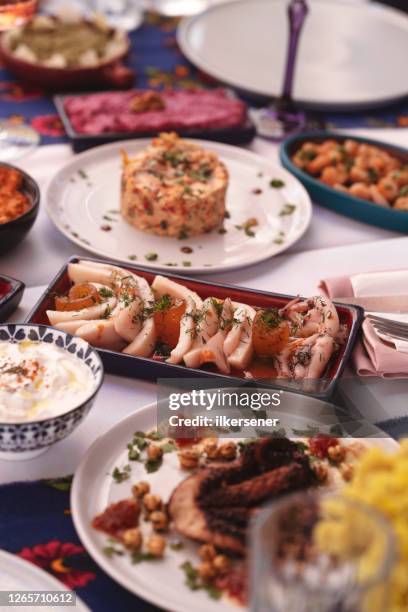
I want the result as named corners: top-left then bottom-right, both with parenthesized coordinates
top-left (25, 256), bottom-right (363, 399)
top-left (0, 274), bottom-right (25, 321)
top-left (54, 92), bottom-right (256, 153)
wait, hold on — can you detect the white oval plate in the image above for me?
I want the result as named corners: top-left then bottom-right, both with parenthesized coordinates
top-left (0, 550), bottom-right (89, 611)
top-left (46, 139), bottom-right (312, 275)
top-left (178, 0), bottom-right (408, 110)
top-left (71, 401), bottom-right (398, 612)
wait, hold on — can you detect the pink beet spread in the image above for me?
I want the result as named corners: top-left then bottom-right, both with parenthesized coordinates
top-left (64, 88), bottom-right (247, 135)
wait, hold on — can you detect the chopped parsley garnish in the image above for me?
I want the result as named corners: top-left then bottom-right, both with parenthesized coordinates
top-left (99, 287), bottom-right (114, 298)
top-left (131, 551), bottom-right (157, 564)
top-left (270, 178), bottom-right (285, 188)
top-left (279, 203), bottom-right (296, 216)
top-left (400, 185), bottom-right (408, 197)
top-left (182, 261), bottom-right (191, 267)
top-left (146, 431), bottom-right (164, 441)
top-left (367, 168), bottom-right (379, 183)
top-left (145, 457), bottom-right (163, 473)
top-left (178, 229), bottom-right (189, 240)
top-left (218, 227), bottom-right (227, 234)
top-left (103, 545), bottom-right (124, 558)
top-left (163, 150), bottom-right (188, 167)
top-left (102, 305), bottom-right (112, 319)
top-left (78, 169), bottom-right (88, 179)
top-left (236, 217), bottom-right (258, 237)
top-left (259, 308), bottom-right (283, 328)
top-left (180, 562), bottom-right (222, 599)
top-left (154, 341), bottom-right (171, 357)
top-left (162, 440), bottom-right (177, 453)
top-left (297, 149), bottom-right (317, 161)
top-left (128, 254), bottom-right (137, 261)
top-left (112, 465), bottom-right (131, 483)
top-left (224, 210), bottom-right (231, 219)
top-left (169, 541), bottom-right (184, 551)
top-left (189, 164), bottom-right (212, 182)
top-left (154, 294), bottom-right (173, 312)
top-left (182, 185), bottom-right (193, 196)
top-left (210, 298), bottom-right (224, 317)
top-left (145, 252), bottom-right (158, 261)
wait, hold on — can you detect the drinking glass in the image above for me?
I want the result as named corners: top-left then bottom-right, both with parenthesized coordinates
top-left (0, 120), bottom-right (40, 163)
top-left (250, 491), bottom-right (396, 612)
top-left (91, 0), bottom-right (143, 30)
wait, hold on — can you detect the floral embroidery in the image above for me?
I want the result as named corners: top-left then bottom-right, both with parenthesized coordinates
top-left (17, 541), bottom-right (96, 589)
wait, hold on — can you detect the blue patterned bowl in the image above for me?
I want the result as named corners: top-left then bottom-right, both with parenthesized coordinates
top-left (0, 324), bottom-right (104, 461)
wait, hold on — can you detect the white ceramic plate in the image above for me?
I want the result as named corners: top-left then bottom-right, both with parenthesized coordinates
top-left (46, 139), bottom-right (312, 274)
top-left (0, 550), bottom-right (89, 611)
top-left (71, 401), bottom-right (398, 612)
top-left (178, 0), bottom-right (408, 110)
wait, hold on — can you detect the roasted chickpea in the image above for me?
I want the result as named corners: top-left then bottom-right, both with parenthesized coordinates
top-left (132, 481), bottom-right (150, 498)
top-left (150, 510), bottom-right (169, 532)
top-left (147, 444), bottom-right (163, 461)
top-left (122, 527), bottom-right (143, 551)
top-left (203, 438), bottom-right (218, 459)
top-left (216, 441), bottom-right (237, 461)
top-left (178, 448), bottom-right (200, 470)
top-left (198, 561), bottom-right (216, 582)
top-left (143, 493), bottom-right (162, 512)
top-left (339, 463), bottom-right (354, 482)
top-left (213, 554), bottom-right (230, 575)
top-left (147, 534), bottom-right (166, 557)
top-left (313, 462), bottom-right (328, 482)
top-left (327, 444), bottom-right (346, 464)
top-left (198, 543), bottom-right (217, 562)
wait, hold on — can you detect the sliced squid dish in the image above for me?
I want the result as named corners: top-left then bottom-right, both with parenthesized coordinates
top-left (193, 298), bottom-right (234, 374)
top-left (47, 283), bottom-right (117, 325)
top-left (225, 302), bottom-right (256, 370)
top-left (183, 298), bottom-right (221, 369)
top-left (167, 296), bottom-right (197, 365)
top-left (45, 260), bottom-right (347, 382)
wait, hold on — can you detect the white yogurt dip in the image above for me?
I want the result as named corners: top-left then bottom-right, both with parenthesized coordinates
top-left (0, 340), bottom-right (95, 422)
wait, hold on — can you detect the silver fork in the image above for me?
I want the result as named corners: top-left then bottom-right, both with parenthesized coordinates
top-left (367, 314), bottom-right (408, 342)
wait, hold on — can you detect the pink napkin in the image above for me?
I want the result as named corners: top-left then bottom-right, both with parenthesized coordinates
top-left (320, 273), bottom-right (408, 378)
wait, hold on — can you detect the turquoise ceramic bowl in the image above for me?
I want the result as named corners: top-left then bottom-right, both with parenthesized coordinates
top-left (280, 131), bottom-right (408, 233)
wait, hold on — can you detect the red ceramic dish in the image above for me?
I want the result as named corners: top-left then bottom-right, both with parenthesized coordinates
top-left (0, 273), bottom-right (24, 321)
top-left (25, 256), bottom-right (363, 399)
top-left (0, 30), bottom-right (134, 91)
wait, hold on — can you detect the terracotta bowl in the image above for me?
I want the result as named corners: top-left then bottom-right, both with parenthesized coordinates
top-left (0, 161), bottom-right (40, 253)
top-left (0, 28), bottom-right (135, 91)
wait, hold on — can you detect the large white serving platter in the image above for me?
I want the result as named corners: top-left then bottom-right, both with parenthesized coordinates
top-left (178, 0), bottom-right (408, 110)
top-left (71, 401), bottom-right (398, 612)
top-left (0, 550), bottom-right (89, 612)
top-left (46, 138), bottom-right (312, 274)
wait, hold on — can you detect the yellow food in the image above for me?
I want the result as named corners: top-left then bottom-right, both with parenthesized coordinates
top-left (315, 441), bottom-right (408, 612)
